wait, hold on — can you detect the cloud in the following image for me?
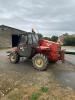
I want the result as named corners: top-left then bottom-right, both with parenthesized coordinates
top-left (0, 0), bottom-right (75, 36)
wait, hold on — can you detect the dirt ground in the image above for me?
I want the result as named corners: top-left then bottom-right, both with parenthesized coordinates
top-left (0, 50), bottom-right (75, 100)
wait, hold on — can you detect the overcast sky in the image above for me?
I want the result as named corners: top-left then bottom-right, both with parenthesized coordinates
top-left (0, 0), bottom-right (75, 36)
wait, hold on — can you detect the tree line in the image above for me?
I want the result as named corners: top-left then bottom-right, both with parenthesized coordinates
top-left (64, 36), bottom-right (75, 46)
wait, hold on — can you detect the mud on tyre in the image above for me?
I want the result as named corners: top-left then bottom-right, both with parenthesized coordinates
top-left (9, 52), bottom-right (20, 63)
top-left (32, 53), bottom-right (48, 71)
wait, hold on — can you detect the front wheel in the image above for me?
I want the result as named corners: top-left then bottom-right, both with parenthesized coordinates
top-left (32, 54), bottom-right (48, 71)
top-left (9, 52), bottom-right (20, 63)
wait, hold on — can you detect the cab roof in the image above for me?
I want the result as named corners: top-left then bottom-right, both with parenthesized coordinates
top-left (12, 32), bottom-right (38, 35)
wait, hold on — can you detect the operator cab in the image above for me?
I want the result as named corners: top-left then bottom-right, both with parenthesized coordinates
top-left (12, 33), bottom-right (41, 57)
top-left (12, 33), bottom-right (40, 47)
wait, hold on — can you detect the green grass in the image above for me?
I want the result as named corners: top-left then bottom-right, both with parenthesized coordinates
top-left (30, 92), bottom-right (41, 100)
top-left (40, 86), bottom-right (49, 93)
top-left (4, 86), bottom-right (49, 100)
top-left (8, 92), bottom-right (23, 100)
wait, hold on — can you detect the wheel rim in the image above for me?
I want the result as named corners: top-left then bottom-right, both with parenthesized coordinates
top-left (10, 54), bottom-right (16, 62)
top-left (35, 58), bottom-right (44, 68)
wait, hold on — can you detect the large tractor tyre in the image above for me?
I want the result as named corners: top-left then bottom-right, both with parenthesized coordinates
top-left (9, 52), bottom-right (20, 64)
top-left (32, 53), bottom-right (48, 71)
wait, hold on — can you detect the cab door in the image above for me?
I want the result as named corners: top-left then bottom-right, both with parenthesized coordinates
top-left (19, 34), bottom-right (32, 57)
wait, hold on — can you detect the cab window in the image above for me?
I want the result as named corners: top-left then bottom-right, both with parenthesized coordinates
top-left (32, 34), bottom-right (38, 44)
top-left (28, 34), bottom-right (33, 44)
top-left (20, 35), bottom-right (27, 44)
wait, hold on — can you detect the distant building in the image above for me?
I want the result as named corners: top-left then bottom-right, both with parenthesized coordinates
top-left (0, 25), bottom-right (26, 35)
top-left (0, 25), bottom-right (27, 48)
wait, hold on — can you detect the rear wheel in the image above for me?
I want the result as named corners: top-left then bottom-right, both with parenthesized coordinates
top-left (9, 52), bottom-right (20, 63)
top-left (32, 53), bottom-right (48, 71)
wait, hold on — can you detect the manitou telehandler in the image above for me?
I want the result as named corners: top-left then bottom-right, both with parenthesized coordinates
top-left (7, 32), bottom-right (64, 71)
